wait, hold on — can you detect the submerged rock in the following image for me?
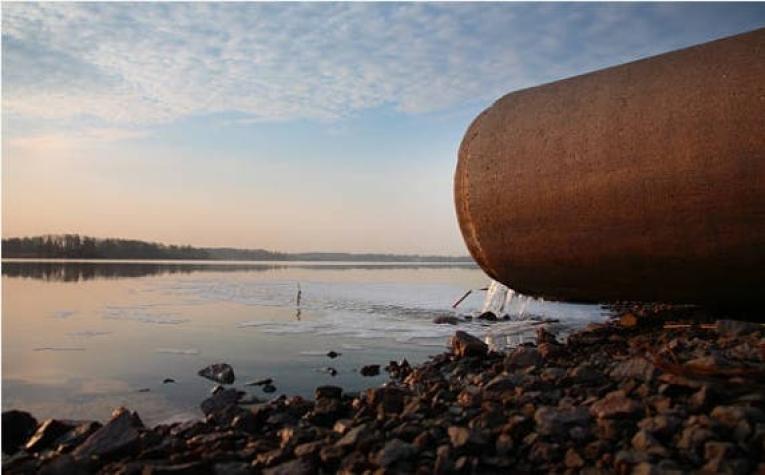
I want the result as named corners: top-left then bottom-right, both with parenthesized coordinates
top-left (360, 364), bottom-right (381, 377)
top-left (433, 316), bottom-right (459, 325)
top-left (197, 363), bottom-right (235, 385)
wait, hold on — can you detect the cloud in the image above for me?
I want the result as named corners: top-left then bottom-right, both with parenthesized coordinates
top-left (7, 127), bottom-right (148, 154)
top-left (3, 3), bottom-right (764, 126)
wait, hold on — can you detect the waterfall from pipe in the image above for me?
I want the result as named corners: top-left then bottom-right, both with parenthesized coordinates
top-left (481, 280), bottom-right (536, 320)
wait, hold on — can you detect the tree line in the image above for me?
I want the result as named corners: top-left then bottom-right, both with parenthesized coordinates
top-left (1, 234), bottom-right (474, 262)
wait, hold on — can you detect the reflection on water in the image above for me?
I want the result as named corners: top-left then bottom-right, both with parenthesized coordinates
top-left (2, 259), bottom-right (605, 425)
top-left (1, 260), bottom-right (477, 282)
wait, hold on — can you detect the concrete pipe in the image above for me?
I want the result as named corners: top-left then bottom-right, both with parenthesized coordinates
top-left (455, 28), bottom-right (765, 306)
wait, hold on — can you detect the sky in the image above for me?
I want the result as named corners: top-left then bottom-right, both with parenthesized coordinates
top-left (2, 3), bottom-right (764, 255)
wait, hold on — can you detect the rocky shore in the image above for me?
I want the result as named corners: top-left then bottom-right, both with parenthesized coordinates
top-left (3, 307), bottom-right (764, 474)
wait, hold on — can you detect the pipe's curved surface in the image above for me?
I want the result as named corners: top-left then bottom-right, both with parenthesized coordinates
top-left (455, 28), bottom-right (765, 305)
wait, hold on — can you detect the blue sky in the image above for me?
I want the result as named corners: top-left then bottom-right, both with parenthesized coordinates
top-left (3, 3), bottom-right (764, 254)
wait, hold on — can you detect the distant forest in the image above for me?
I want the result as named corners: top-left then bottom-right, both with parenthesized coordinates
top-left (1, 234), bottom-right (474, 263)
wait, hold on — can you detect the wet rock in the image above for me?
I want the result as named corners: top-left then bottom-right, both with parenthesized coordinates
top-left (315, 385), bottom-right (342, 400)
top-left (433, 316), bottom-right (459, 325)
top-left (335, 423), bottom-right (372, 448)
top-left (536, 327), bottom-right (559, 345)
top-left (318, 367), bottom-right (338, 377)
top-left (198, 363), bottom-right (235, 385)
top-left (376, 438), bottom-right (417, 467)
top-left (360, 364), bottom-right (380, 377)
top-left (610, 356), bottom-right (655, 381)
top-left (451, 331), bottom-right (488, 358)
top-left (262, 384), bottom-right (277, 394)
top-left (2, 410), bottom-right (38, 454)
top-left (505, 346), bottom-right (542, 369)
top-left (24, 419), bottom-right (76, 453)
top-left (326, 351), bottom-right (341, 359)
top-left (163, 378), bottom-right (176, 384)
top-left (245, 378), bottom-right (273, 386)
top-left (590, 391), bottom-right (642, 419)
top-left (72, 407), bottom-right (143, 460)
top-left (477, 311), bottom-right (498, 321)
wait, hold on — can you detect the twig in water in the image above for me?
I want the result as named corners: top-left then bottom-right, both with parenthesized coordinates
top-left (452, 289), bottom-right (473, 308)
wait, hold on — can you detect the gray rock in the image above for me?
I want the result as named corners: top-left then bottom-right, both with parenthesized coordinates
top-left (72, 407), bottom-right (143, 460)
top-left (377, 438), bottom-right (417, 467)
top-left (200, 388), bottom-right (242, 416)
top-left (198, 363), bottom-right (235, 384)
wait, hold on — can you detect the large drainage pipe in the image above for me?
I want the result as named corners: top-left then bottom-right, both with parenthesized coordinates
top-left (455, 28), bottom-right (765, 306)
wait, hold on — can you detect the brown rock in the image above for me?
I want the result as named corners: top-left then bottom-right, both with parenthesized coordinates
top-left (505, 347), bottom-right (542, 368)
top-left (451, 331), bottom-right (488, 358)
top-left (590, 391), bottom-right (642, 419)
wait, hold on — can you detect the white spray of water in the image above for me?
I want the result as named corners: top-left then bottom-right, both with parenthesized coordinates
top-left (480, 280), bottom-right (538, 320)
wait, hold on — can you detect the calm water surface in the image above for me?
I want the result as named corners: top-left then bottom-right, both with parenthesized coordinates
top-left (2, 260), bottom-right (606, 425)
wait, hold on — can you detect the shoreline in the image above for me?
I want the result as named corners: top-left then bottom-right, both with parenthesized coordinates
top-left (3, 307), bottom-right (764, 474)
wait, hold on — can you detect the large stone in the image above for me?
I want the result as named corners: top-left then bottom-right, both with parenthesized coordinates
top-left (198, 363), bottom-right (235, 384)
top-left (450, 331), bottom-right (488, 358)
top-left (2, 410), bottom-right (38, 454)
top-left (72, 407), bottom-right (143, 460)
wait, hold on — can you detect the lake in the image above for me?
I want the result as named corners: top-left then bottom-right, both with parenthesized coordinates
top-left (2, 260), bottom-right (607, 425)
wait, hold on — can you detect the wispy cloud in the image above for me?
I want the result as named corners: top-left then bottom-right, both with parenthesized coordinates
top-left (3, 3), bottom-right (764, 126)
